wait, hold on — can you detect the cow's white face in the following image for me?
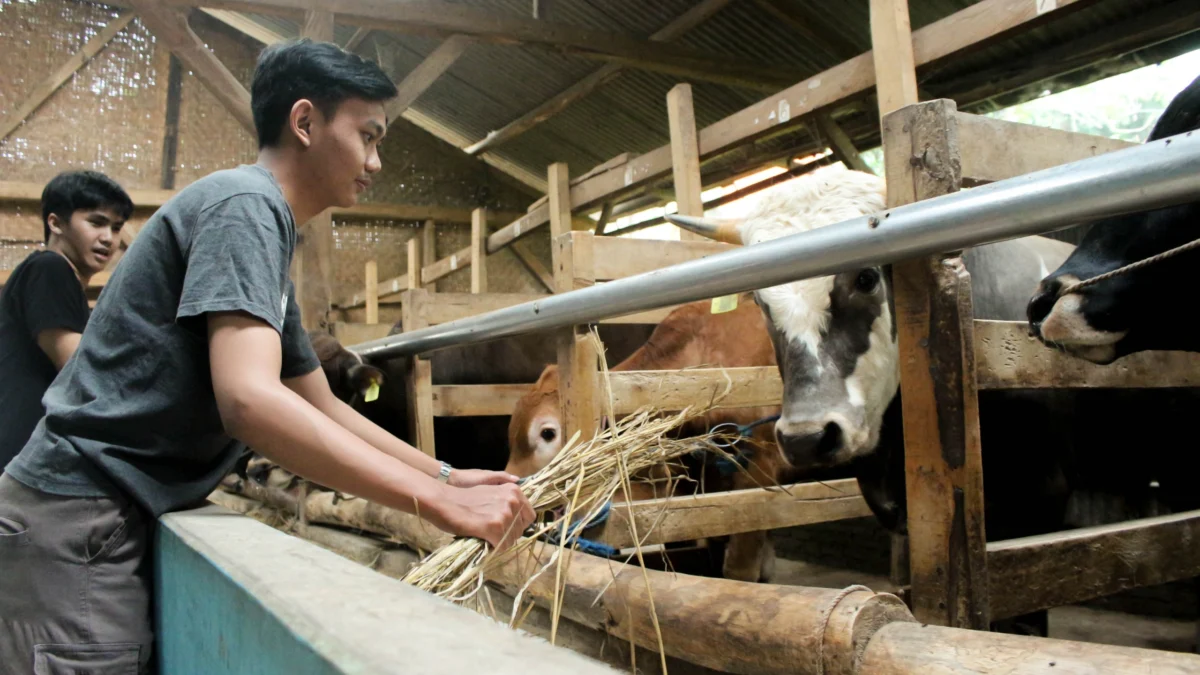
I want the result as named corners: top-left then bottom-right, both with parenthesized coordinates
top-left (738, 166), bottom-right (898, 469)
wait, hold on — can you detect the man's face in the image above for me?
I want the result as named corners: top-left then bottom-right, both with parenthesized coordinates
top-left (306, 97), bottom-right (386, 209)
top-left (48, 207), bottom-right (126, 277)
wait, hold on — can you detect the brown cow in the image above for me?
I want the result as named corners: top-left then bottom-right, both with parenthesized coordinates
top-left (506, 293), bottom-right (786, 581)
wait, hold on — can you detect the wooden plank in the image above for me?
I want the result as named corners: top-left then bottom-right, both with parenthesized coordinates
top-left (869, 0), bottom-right (920, 120)
top-left (343, 27), bottom-right (372, 52)
top-left (610, 367), bottom-right (781, 413)
top-left (133, 2), bottom-right (255, 133)
top-left (599, 479), bottom-right (871, 549)
top-left (201, 8), bottom-right (287, 44)
top-left (422, 292), bottom-right (548, 325)
top-left (421, 220), bottom-right (436, 289)
top-left (987, 510), bottom-right (1200, 620)
top-left (430, 384), bottom-right (530, 417)
top-left (332, 321), bottom-right (392, 346)
top-left (297, 209), bottom-right (334, 330)
top-left (815, 113), bottom-right (872, 174)
top-left (884, 99), bottom-right (989, 629)
top-left (1, 12), bottom-right (135, 141)
top-left (548, 163), bottom-right (572, 240)
top-left (510, 240), bottom-right (554, 292)
top-left (666, 83), bottom-right (705, 242)
top-left (554, 232), bottom-right (600, 443)
top-left (421, 245), bottom-right (471, 286)
top-left (487, 203), bottom-right (548, 254)
top-left (470, 208), bottom-right (488, 293)
top-left (954, 112), bottom-right (1136, 185)
top-left (364, 261), bottom-right (379, 324)
top-left (0, 179), bottom-right (518, 223)
top-left (974, 320), bottom-right (1200, 389)
top-left (463, 0), bottom-right (734, 155)
top-left (303, 9), bottom-right (334, 41)
top-left (591, 237), bottom-right (735, 281)
top-left (402, 289), bottom-right (436, 456)
top-left (385, 35), bottom-right (472, 122)
top-left (160, 54), bottom-right (184, 189)
top-left (406, 238), bottom-right (420, 292)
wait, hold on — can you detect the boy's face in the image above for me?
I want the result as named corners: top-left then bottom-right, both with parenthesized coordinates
top-left (307, 97), bottom-right (386, 209)
top-left (48, 208), bottom-right (126, 277)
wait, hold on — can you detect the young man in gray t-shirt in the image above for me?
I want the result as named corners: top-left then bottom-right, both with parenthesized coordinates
top-left (0, 39), bottom-right (533, 672)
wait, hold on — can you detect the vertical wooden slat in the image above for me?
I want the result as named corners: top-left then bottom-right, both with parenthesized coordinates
top-left (421, 220), bottom-right (437, 289)
top-left (160, 54), bottom-right (184, 189)
top-left (402, 288), bottom-right (436, 457)
top-left (666, 83), bottom-right (706, 242)
top-left (548, 163), bottom-right (572, 241)
top-left (364, 261), bottom-right (379, 325)
top-left (553, 232), bottom-right (599, 444)
top-left (884, 99), bottom-right (989, 630)
top-left (407, 237), bottom-right (421, 291)
top-left (470, 208), bottom-right (488, 294)
top-left (870, 0), bottom-right (920, 121)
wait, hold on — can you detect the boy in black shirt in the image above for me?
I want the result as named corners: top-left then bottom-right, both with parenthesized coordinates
top-left (0, 40), bottom-right (533, 673)
top-left (0, 171), bottom-right (132, 467)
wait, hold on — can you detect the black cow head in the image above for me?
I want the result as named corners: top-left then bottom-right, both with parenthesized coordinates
top-left (308, 331), bottom-right (386, 406)
top-left (1028, 73), bottom-right (1200, 363)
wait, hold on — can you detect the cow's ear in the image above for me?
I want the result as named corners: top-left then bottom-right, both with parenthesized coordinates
top-left (348, 364), bottom-right (386, 397)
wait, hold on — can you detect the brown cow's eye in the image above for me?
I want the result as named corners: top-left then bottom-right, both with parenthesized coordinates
top-left (541, 428), bottom-right (557, 442)
top-left (855, 269), bottom-right (880, 293)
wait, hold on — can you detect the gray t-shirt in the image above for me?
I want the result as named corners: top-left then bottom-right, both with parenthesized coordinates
top-left (7, 164), bottom-right (320, 517)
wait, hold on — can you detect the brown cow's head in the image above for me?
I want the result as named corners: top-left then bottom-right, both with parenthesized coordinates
top-left (1027, 74), bottom-right (1200, 363)
top-left (506, 366), bottom-right (563, 478)
top-left (669, 165), bottom-right (898, 470)
top-left (308, 332), bottom-right (386, 406)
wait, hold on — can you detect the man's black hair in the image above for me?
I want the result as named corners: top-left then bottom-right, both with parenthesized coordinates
top-left (40, 171), bottom-right (134, 244)
top-left (251, 38), bottom-right (397, 149)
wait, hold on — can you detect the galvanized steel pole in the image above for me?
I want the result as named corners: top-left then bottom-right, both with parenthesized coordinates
top-left (353, 131), bottom-right (1200, 360)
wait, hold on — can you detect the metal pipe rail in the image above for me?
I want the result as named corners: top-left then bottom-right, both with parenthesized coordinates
top-left (353, 131), bottom-right (1200, 360)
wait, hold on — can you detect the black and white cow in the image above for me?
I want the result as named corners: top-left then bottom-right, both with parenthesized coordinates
top-left (669, 163), bottom-right (1077, 548)
top-left (1027, 72), bottom-right (1200, 363)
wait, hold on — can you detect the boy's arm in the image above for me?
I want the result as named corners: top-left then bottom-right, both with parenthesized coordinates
top-left (20, 253), bottom-right (88, 370)
top-left (36, 329), bottom-right (82, 370)
top-left (208, 311), bottom-right (534, 549)
top-left (283, 369), bottom-right (520, 488)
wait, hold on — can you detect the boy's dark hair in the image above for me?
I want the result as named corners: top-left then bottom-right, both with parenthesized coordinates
top-left (41, 171), bottom-right (134, 243)
top-left (251, 38), bottom-right (397, 149)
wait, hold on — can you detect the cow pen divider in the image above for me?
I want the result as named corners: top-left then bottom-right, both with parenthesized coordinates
top-left (346, 116), bottom-right (1200, 629)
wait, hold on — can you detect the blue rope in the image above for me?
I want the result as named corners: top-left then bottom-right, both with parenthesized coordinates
top-left (542, 500), bottom-right (619, 558)
top-left (696, 414), bottom-right (781, 476)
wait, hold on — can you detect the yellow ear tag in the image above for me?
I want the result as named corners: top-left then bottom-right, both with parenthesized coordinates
top-left (364, 381), bottom-right (380, 403)
top-left (710, 294), bottom-right (738, 314)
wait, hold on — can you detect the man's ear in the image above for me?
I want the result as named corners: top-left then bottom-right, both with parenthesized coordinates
top-left (289, 99), bottom-right (317, 148)
top-left (46, 212), bottom-right (66, 238)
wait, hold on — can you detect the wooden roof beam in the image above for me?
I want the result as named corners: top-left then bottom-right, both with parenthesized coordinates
top-left (0, 12), bottom-right (136, 142)
top-left (199, 8), bottom-right (287, 44)
top-left (752, 0), bottom-right (862, 62)
top-left (132, 2), bottom-right (255, 134)
top-left (465, 0), bottom-right (735, 156)
top-left (385, 35), bottom-right (472, 121)
top-left (157, 0), bottom-right (797, 91)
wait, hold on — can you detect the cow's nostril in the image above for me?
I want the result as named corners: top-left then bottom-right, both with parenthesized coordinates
top-left (1027, 289), bottom-right (1057, 327)
top-left (816, 422), bottom-right (842, 455)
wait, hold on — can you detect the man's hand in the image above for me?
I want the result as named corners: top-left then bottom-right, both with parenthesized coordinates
top-left (448, 468), bottom-right (521, 489)
top-left (427, 483), bottom-right (536, 551)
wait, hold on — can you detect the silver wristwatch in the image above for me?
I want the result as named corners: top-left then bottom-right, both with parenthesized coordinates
top-left (436, 461), bottom-right (453, 484)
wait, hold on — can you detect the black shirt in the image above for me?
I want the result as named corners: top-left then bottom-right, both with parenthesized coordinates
top-left (8, 165), bottom-right (320, 517)
top-left (0, 251), bottom-right (89, 468)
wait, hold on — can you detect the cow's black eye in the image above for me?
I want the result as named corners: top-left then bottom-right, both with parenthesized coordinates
top-left (855, 269), bottom-right (880, 293)
top-left (541, 428), bottom-right (557, 442)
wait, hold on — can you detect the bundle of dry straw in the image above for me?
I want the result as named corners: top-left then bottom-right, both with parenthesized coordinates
top-left (402, 333), bottom-right (736, 614)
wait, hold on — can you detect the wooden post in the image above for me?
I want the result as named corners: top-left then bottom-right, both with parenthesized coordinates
top-left (407, 237), bottom-right (421, 291)
top-left (553, 232), bottom-right (599, 444)
top-left (402, 288), bottom-right (436, 457)
top-left (666, 83), bottom-right (706, 242)
top-left (869, 0), bottom-right (920, 121)
top-left (883, 99), bottom-right (989, 630)
top-left (364, 260), bottom-right (379, 325)
top-left (421, 220), bottom-right (437, 289)
top-left (548, 163), bottom-right (571, 241)
top-left (297, 211), bottom-right (334, 330)
top-left (470, 208), bottom-right (488, 294)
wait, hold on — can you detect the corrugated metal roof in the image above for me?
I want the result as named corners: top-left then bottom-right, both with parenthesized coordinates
top-left (227, 0), bottom-right (1198, 190)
